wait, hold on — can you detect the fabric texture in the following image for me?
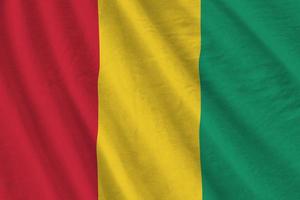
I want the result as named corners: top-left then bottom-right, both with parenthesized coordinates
top-left (1, 0), bottom-right (300, 199)
top-left (0, 1), bottom-right (99, 199)
top-left (200, 0), bottom-right (300, 199)
top-left (97, 0), bottom-right (201, 199)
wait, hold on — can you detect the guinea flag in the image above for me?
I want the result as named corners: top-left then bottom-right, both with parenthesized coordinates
top-left (1, 0), bottom-right (300, 199)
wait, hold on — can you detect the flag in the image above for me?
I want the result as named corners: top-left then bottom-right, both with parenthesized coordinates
top-left (1, 0), bottom-right (300, 199)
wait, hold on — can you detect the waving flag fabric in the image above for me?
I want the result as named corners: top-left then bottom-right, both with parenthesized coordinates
top-left (200, 1), bottom-right (300, 199)
top-left (1, 0), bottom-right (300, 199)
top-left (97, 0), bottom-right (201, 199)
top-left (0, 1), bottom-right (99, 199)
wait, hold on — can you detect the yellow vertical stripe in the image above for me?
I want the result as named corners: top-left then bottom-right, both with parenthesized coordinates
top-left (97, 0), bottom-right (201, 199)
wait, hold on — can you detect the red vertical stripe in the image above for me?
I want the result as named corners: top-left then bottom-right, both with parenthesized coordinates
top-left (0, 1), bottom-right (99, 199)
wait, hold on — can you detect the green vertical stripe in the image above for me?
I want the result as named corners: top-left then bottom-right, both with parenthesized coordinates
top-left (200, 0), bottom-right (300, 199)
